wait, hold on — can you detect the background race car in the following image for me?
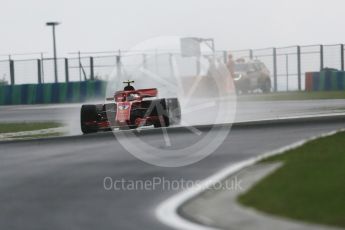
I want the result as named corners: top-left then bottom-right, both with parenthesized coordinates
top-left (233, 59), bottom-right (271, 94)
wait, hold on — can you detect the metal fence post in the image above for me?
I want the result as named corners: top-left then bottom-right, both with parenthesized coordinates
top-left (142, 54), bottom-right (147, 69)
top-left (41, 53), bottom-right (45, 83)
top-left (341, 44), bottom-right (344, 71)
top-left (320, 45), bottom-right (324, 70)
top-left (297, 46), bottom-right (301, 91)
top-left (196, 56), bottom-right (201, 75)
top-left (168, 53), bottom-right (174, 78)
top-left (90, 57), bottom-right (94, 80)
top-left (65, 58), bottom-right (69, 82)
top-left (223, 51), bottom-right (227, 63)
top-left (9, 60), bottom-right (15, 85)
top-left (273, 48), bottom-right (277, 92)
top-left (116, 51), bottom-right (121, 78)
top-left (78, 51), bottom-right (82, 81)
top-left (37, 59), bottom-right (42, 84)
top-left (155, 49), bottom-right (158, 74)
top-left (285, 54), bottom-right (289, 91)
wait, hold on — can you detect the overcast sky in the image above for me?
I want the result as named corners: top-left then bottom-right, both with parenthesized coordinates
top-left (1, 0), bottom-right (344, 58)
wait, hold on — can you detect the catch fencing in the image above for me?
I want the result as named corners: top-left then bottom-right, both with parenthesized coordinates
top-left (231, 44), bottom-right (344, 91)
top-left (1, 44), bottom-right (345, 92)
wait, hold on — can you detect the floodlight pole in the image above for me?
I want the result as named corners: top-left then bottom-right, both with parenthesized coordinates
top-left (46, 22), bottom-right (60, 83)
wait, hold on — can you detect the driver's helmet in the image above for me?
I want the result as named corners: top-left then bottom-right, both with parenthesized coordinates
top-left (124, 85), bottom-right (135, 91)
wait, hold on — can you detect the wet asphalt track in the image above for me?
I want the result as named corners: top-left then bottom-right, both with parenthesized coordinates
top-left (0, 100), bottom-right (345, 229)
top-left (0, 116), bottom-right (345, 229)
top-left (0, 99), bottom-right (345, 126)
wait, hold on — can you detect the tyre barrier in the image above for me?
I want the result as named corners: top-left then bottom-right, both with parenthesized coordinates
top-left (305, 69), bottom-right (345, 91)
top-left (0, 80), bottom-right (107, 105)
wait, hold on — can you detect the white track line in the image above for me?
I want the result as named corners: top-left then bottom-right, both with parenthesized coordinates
top-left (156, 128), bottom-right (345, 230)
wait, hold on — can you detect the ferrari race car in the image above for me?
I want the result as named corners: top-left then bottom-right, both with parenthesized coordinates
top-left (80, 81), bottom-right (181, 134)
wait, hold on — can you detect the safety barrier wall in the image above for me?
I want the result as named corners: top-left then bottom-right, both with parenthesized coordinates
top-left (305, 70), bottom-right (345, 91)
top-left (0, 80), bottom-right (107, 105)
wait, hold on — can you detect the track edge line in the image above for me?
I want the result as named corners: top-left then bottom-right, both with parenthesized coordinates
top-left (155, 128), bottom-right (345, 230)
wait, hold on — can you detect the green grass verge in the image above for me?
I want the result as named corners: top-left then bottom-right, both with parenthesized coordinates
top-left (0, 122), bottom-right (62, 133)
top-left (238, 131), bottom-right (345, 228)
top-left (239, 91), bottom-right (345, 101)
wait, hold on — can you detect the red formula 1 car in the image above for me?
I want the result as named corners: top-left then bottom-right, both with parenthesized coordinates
top-left (80, 81), bottom-right (181, 134)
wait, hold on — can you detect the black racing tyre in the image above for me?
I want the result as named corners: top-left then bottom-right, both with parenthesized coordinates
top-left (80, 105), bottom-right (99, 134)
top-left (153, 115), bottom-right (169, 128)
top-left (165, 98), bottom-right (181, 125)
top-left (153, 98), bottom-right (181, 128)
top-left (151, 99), bottom-right (168, 128)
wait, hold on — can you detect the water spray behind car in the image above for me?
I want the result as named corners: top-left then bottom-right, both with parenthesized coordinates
top-left (81, 36), bottom-right (237, 167)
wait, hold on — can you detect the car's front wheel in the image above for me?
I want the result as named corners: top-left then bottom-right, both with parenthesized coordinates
top-left (80, 105), bottom-right (99, 134)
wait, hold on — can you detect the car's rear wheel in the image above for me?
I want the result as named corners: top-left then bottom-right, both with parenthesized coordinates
top-left (153, 117), bottom-right (169, 128)
top-left (154, 98), bottom-right (181, 128)
top-left (166, 98), bottom-right (181, 125)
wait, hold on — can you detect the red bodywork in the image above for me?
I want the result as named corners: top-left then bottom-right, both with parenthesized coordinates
top-left (81, 86), bottom-right (180, 133)
top-left (84, 88), bottom-right (160, 130)
top-left (113, 88), bottom-right (158, 127)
